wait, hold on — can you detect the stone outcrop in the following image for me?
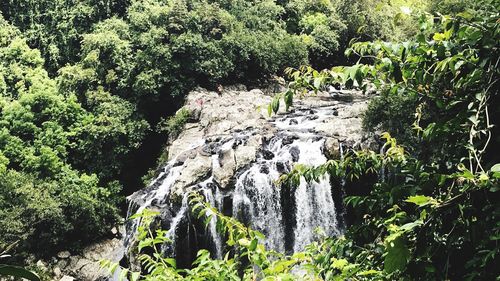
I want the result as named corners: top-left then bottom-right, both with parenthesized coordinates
top-left (32, 229), bottom-right (124, 281)
top-left (136, 85), bottom-right (373, 199)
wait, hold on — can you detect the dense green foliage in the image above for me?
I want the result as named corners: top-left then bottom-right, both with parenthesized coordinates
top-left (0, 0), bottom-right (423, 258)
top-left (0, 0), bottom-right (130, 73)
top-left (0, 18), bottom-right (124, 256)
top-left (270, 6), bottom-right (499, 280)
top-left (1, 2), bottom-right (498, 281)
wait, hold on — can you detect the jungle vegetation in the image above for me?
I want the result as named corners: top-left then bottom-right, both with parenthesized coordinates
top-left (0, 0), bottom-right (498, 280)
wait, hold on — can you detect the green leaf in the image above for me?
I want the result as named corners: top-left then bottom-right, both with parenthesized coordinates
top-left (130, 272), bottom-right (140, 281)
top-left (313, 77), bottom-right (322, 89)
top-left (109, 262), bottom-right (119, 274)
top-left (204, 215), bottom-right (212, 227)
top-left (358, 269), bottom-right (380, 276)
top-left (423, 123), bottom-right (436, 139)
top-left (406, 195), bottom-right (437, 207)
top-left (271, 96), bottom-right (280, 114)
top-left (0, 265), bottom-right (40, 281)
top-left (384, 235), bottom-right (410, 273)
top-left (433, 32), bottom-right (446, 41)
top-left (249, 238), bottom-right (258, 251)
top-left (164, 258), bottom-right (177, 268)
top-left (284, 90), bottom-right (293, 111)
top-left (491, 164), bottom-right (500, 179)
top-left (416, 33), bottom-right (426, 43)
top-left (331, 258), bottom-right (349, 270)
top-left (400, 220), bottom-right (423, 232)
top-left (238, 238), bottom-right (250, 247)
top-left (118, 268), bottom-right (128, 281)
top-left (355, 67), bottom-right (364, 86)
top-left (491, 164), bottom-right (500, 173)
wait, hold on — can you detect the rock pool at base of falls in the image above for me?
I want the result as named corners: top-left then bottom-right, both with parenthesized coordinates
top-left (125, 85), bottom-right (377, 269)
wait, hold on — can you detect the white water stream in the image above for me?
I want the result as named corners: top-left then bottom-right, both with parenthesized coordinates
top-left (124, 103), bottom-right (345, 265)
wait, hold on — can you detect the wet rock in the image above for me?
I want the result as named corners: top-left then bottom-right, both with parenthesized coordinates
top-left (213, 149), bottom-right (236, 189)
top-left (289, 146), bottom-right (300, 162)
top-left (262, 150), bottom-right (275, 160)
top-left (172, 155), bottom-right (212, 196)
top-left (324, 138), bottom-right (341, 159)
top-left (174, 149), bottom-right (197, 166)
top-left (200, 142), bottom-right (220, 156)
top-left (53, 267), bottom-right (62, 277)
top-left (312, 136), bottom-right (323, 142)
top-left (56, 259), bottom-right (69, 269)
top-left (36, 260), bottom-right (48, 272)
top-left (260, 165), bottom-right (270, 174)
top-left (235, 145), bottom-right (257, 170)
top-left (276, 162), bottom-right (287, 173)
top-left (57, 251), bottom-right (71, 259)
top-left (315, 115), bottom-right (363, 140)
top-left (281, 135), bottom-right (299, 146)
top-left (330, 92), bottom-right (340, 99)
top-left (225, 84), bottom-right (248, 91)
top-left (168, 124), bottom-right (204, 161)
top-left (234, 135), bottom-right (261, 170)
top-left (160, 209), bottom-right (174, 230)
top-left (189, 106), bottom-right (201, 121)
top-left (303, 115), bottom-right (319, 121)
top-left (59, 238), bottom-right (123, 281)
top-left (289, 118), bottom-right (298, 125)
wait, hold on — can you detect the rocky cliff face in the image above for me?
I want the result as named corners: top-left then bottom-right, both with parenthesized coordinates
top-left (125, 85), bottom-right (375, 268)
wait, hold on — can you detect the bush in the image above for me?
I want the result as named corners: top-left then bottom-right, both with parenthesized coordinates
top-left (157, 108), bottom-right (192, 140)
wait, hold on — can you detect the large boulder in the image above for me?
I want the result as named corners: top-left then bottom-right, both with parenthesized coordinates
top-left (62, 238), bottom-right (123, 281)
top-left (171, 154), bottom-right (212, 197)
top-left (213, 148), bottom-right (236, 189)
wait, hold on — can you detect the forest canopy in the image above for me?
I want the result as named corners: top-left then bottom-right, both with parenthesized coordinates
top-left (0, 0), bottom-right (498, 280)
top-left (0, 0), bottom-right (428, 257)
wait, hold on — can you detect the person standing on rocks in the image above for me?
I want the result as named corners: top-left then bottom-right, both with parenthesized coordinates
top-left (217, 84), bottom-right (223, 96)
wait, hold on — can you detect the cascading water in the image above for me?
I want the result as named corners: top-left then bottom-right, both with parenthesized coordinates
top-left (124, 140), bottom-right (203, 250)
top-left (201, 180), bottom-right (224, 259)
top-left (231, 135), bottom-right (342, 253)
top-left (123, 90), bottom-right (361, 267)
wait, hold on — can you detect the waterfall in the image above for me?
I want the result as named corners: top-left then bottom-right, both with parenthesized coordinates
top-left (124, 99), bottom-right (350, 266)
top-left (124, 164), bottom-right (183, 249)
top-left (201, 181), bottom-right (224, 259)
top-left (232, 158), bottom-right (286, 252)
top-left (293, 140), bottom-right (340, 251)
top-left (124, 140), bottom-right (203, 250)
top-left (160, 194), bottom-right (190, 256)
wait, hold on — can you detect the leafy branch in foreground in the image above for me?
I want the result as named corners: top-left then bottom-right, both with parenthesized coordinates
top-left (270, 7), bottom-right (499, 280)
top-left (0, 243), bottom-right (40, 281)
top-left (280, 132), bottom-right (499, 279)
top-left (102, 195), bottom-right (320, 281)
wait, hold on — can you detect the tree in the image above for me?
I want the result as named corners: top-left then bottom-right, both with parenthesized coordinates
top-left (0, 16), bottom-right (123, 256)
